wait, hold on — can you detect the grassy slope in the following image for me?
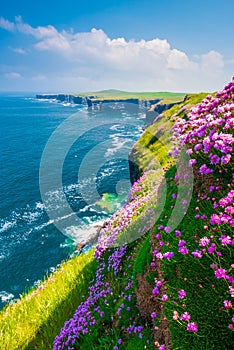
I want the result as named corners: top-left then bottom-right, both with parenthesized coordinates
top-left (0, 250), bottom-right (96, 350)
top-left (77, 89), bottom-right (186, 104)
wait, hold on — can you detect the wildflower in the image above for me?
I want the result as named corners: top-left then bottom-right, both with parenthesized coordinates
top-left (223, 300), bottom-right (232, 309)
top-left (192, 250), bottom-right (203, 258)
top-left (215, 268), bottom-right (227, 279)
top-left (187, 322), bottom-right (198, 332)
top-left (178, 240), bottom-right (186, 247)
top-left (199, 236), bottom-right (210, 247)
top-left (158, 345), bottom-right (165, 350)
top-left (151, 312), bottom-right (157, 318)
top-left (180, 312), bottom-right (191, 321)
top-left (178, 246), bottom-right (189, 254)
top-left (173, 311), bottom-right (179, 320)
top-left (163, 251), bottom-right (174, 259)
top-left (208, 243), bottom-right (216, 254)
top-left (152, 287), bottom-right (160, 295)
top-left (229, 286), bottom-right (234, 298)
top-left (175, 230), bottom-right (181, 237)
top-left (162, 294), bottom-right (168, 301)
top-left (178, 289), bottom-right (186, 299)
top-left (219, 235), bottom-right (232, 246)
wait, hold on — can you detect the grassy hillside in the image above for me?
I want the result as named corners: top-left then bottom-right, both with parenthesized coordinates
top-left (0, 80), bottom-right (233, 350)
top-left (78, 89), bottom-right (186, 104)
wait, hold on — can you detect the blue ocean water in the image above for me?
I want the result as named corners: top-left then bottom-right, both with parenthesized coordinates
top-left (0, 94), bottom-right (145, 309)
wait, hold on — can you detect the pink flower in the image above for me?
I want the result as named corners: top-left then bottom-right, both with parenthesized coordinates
top-left (180, 312), bottom-right (191, 321)
top-left (175, 230), bottom-right (181, 237)
top-left (210, 214), bottom-right (221, 225)
top-left (151, 312), bottom-right (157, 318)
top-left (214, 268), bottom-right (227, 279)
top-left (221, 154), bottom-right (231, 164)
top-left (223, 300), bottom-right (232, 309)
top-left (178, 246), bottom-right (189, 254)
top-left (199, 236), bottom-right (210, 247)
top-left (219, 235), bottom-right (232, 246)
top-left (162, 294), bottom-right (168, 301)
top-left (178, 289), bottom-right (186, 299)
top-left (187, 322), bottom-right (198, 332)
top-left (192, 250), bottom-right (203, 258)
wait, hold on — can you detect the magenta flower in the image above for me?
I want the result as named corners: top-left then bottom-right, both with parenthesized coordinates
top-left (152, 287), bottom-right (160, 295)
top-left (210, 214), bottom-right (222, 225)
top-left (214, 268), bottom-right (227, 279)
top-left (178, 289), bottom-right (187, 299)
top-left (219, 235), bottom-right (232, 246)
top-left (180, 312), bottom-right (191, 321)
top-left (199, 236), bottom-right (210, 247)
top-left (151, 312), bottom-right (157, 318)
top-left (175, 230), bottom-right (182, 237)
top-left (178, 246), bottom-right (189, 254)
top-left (223, 300), bottom-right (232, 309)
top-left (208, 243), bottom-right (216, 254)
top-left (192, 250), bottom-right (203, 258)
top-left (163, 251), bottom-right (174, 259)
top-left (187, 322), bottom-right (198, 332)
top-left (162, 294), bottom-right (168, 301)
top-left (178, 239), bottom-right (186, 247)
top-left (189, 159), bottom-right (197, 166)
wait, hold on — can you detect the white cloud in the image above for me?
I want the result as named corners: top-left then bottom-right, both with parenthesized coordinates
top-left (0, 17), bottom-right (15, 32)
top-left (201, 50), bottom-right (224, 74)
top-left (0, 16), bottom-right (229, 92)
top-left (31, 74), bottom-right (47, 81)
top-left (5, 72), bottom-right (22, 79)
top-left (12, 47), bottom-right (27, 54)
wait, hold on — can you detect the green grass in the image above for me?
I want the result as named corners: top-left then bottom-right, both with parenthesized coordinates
top-left (77, 89), bottom-right (186, 103)
top-left (0, 249), bottom-right (96, 350)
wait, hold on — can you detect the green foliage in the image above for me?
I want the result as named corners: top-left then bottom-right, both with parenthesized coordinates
top-left (132, 233), bottom-right (151, 285)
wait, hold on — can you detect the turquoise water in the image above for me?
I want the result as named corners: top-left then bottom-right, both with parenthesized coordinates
top-left (0, 94), bottom-right (144, 308)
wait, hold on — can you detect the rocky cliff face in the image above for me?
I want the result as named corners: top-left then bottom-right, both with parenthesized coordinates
top-left (36, 94), bottom-right (84, 104)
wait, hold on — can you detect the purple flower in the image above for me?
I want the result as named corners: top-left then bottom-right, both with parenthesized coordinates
top-left (162, 294), bottom-right (168, 301)
top-left (189, 159), bottom-right (197, 166)
top-left (192, 250), bottom-right (203, 258)
top-left (178, 240), bottom-right (186, 247)
top-left (175, 230), bottom-right (181, 237)
top-left (180, 312), bottom-right (191, 321)
top-left (187, 322), bottom-right (198, 332)
top-left (219, 235), bottom-right (232, 246)
top-left (214, 268), bottom-right (227, 279)
top-left (163, 251), bottom-right (174, 259)
top-left (178, 246), bottom-right (189, 254)
top-left (151, 312), bottom-right (157, 318)
top-left (208, 245), bottom-right (216, 254)
top-left (223, 300), bottom-right (232, 309)
top-left (199, 236), bottom-right (210, 247)
top-left (178, 289), bottom-right (187, 299)
top-left (152, 287), bottom-right (160, 295)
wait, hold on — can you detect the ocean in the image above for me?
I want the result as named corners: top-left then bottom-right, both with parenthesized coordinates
top-left (0, 93), bottom-right (145, 309)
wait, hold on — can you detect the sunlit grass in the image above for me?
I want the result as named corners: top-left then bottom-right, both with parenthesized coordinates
top-left (0, 249), bottom-right (96, 350)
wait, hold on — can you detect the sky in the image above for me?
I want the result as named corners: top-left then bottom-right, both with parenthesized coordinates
top-left (0, 0), bottom-right (234, 93)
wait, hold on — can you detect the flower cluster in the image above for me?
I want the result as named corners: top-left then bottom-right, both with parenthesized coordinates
top-left (171, 77), bottom-right (234, 174)
top-left (95, 170), bottom-right (162, 259)
top-left (53, 246), bottom-right (126, 349)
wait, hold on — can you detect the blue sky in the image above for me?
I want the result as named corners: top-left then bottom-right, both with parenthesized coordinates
top-left (0, 0), bottom-right (234, 92)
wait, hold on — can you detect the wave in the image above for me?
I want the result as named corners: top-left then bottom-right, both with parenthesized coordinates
top-left (0, 291), bottom-right (14, 303)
